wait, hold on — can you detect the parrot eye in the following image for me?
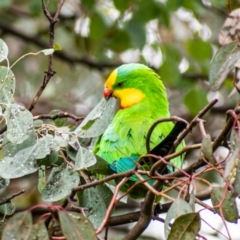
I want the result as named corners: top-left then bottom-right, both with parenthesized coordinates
top-left (117, 82), bottom-right (124, 87)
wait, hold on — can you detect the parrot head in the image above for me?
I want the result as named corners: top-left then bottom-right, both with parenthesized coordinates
top-left (103, 63), bottom-right (165, 109)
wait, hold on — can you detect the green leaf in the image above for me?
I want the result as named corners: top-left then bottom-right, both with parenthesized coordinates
top-left (6, 104), bottom-right (33, 144)
top-left (0, 0), bottom-right (11, 8)
top-left (0, 201), bottom-right (15, 215)
top-left (90, 12), bottom-right (108, 41)
top-left (209, 41), bottom-right (240, 91)
top-left (0, 66), bottom-right (15, 103)
top-left (42, 163), bottom-right (80, 202)
top-left (59, 211), bottom-right (97, 240)
top-left (0, 135), bottom-right (53, 179)
top-left (233, 157), bottom-right (240, 195)
top-left (184, 88), bottom-right (208, 116)
top-left (167, 212), bottom-right (201, 240)
top-left (74, 98), bottom-right (116, 138)
top-left (53, 43), bottom-right (62, 51)
top-left (49, 109), bottom-right (67, 127)
top-left (29, 0), bottom-right (42, 16)
top-left (81, 0), bottom-right (95, 9)
top-left (211, 186), bottom-right (238, 223)
top-left (2, 211), bottom-right (33, 240)
top-left (36, 151), bottom-right (59, 166)
top-left (88, 155), bottom-right (112, 175)
top-left (164, 199), bottom-right (193, 239)
top-left (29, 221), bottom-right (49, 240)
top-left (113, 0), bottom-right (132, 12)
top-left (201, 134), bottom-right (214, 164)
top-left (108, 29), bottom-right (131, 52)
top-left (78, 184), bottom-right (113, 229)
top-left (125, 18), bottom-right (146, 49)
top-left (0, 39), bottom-right (8, 62)
top-left (185, 39), bottom-right (212, 61)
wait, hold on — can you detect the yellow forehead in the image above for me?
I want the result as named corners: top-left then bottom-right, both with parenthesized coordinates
top-left (104, 69), bottom-right (117, 89)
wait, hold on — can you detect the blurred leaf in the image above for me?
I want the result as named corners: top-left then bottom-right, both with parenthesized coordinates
top-left (81, 0), bottom-right (95, 9)
top-left (0, 201), bottom-right (15, 216)
top-left (125, 18), bottom-right (146, 49)
top-left (37, 151), bottom-right (59, 166)
top-left (29, 0), bottom-right (42, 16)
top-left (201, 134), bottom-right (214, 164)
top-left (74, 146), bottom-right (96, 170)
top-left (184, 88), bottom-right (208, 116)
top-left (53, 43), bottom-right (62, 51)
top-left (164, 198), bottom-right (192, 239)
top-left (29, 221), bottom-right (49, 240)
top-left (49, 110), bottom-right (67, 127)
top-left (209, 41), bottom-right (240, 91)
top-left (233, 157), bottom-right (240, 195)
top-left (78, 183), bottom-right (113, 229)
top-left (0, 178), bottom-right (9, 188)
top-left (108, 29), bottom-right (131, 52)
top-left (59, 211), bottom-right (97, 240)
top-left (113, 0), bottom-right (132, 12)
top-left (0, 0), bottom-right (11, 8)
top-left (0, 39), bottom-right (8, 62)
top-left (167, 212), bottom-right (201, 240)
top-left (185, 39), bottom-right (212, 61)
top-left (2, 211), bottom-right (32, 240)
top-left (6, 104), bottom-right (33, 144)
top-left (74, 98), bottom-right (116, 138)
top-left (90, 12), bottom-right (108, 41)
top-left (211, 186), bottom-right (238, 223)
top-left (42, 163), bottom-right (80, 202)
top-left (0, 66), bottom-right (15, 103)
top-left (160, 57), bottom-right (180, 86)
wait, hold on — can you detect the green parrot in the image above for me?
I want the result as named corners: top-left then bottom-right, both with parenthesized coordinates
top-left (94, 63), bottom-right (185, 199)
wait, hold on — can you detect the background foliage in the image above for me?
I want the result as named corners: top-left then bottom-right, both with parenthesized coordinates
top-left (0, 0), bottom-right (240, 239)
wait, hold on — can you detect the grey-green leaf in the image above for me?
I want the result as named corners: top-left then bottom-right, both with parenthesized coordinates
top-left (164, 198), bottom-right (193, 239)
top-left (74, 98), bottom-right (116, 138)
top-left (0, 66), bottom-right (15, 103)
top-left (2, 211), bottom-right (33, 240)
top-left (167, 212), bottom-right (201, 240)
top-left (201, 134), bottom-right (214, 164)
top-left (59, 211), bottom-right (97, 240)
top-left (74, 146), bottom-right (96, 170)
top-left (209, 41), bottom-right (240, 91)
top-left (6, 104), bottom-right (33, 144)
top-left (29, 221), bottom-right (49, 240)
top-left (0, 178), bottom-right (9, 188)
top-left (0, 201), bottom-right (15, 216)
top-left (42, 164), bottom-right (80, 202)
top-left (77, 183), bottom-right (113, 229)
top-left (0, 39), bottom-right (8, 62)
top-left (211, 186), bottom-right (238, 223)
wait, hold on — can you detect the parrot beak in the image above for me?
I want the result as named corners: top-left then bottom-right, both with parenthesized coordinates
top-left (103, 88), bottom-right (113, 99)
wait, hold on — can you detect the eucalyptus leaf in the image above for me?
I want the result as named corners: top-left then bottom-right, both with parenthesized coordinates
top-left (1, 211), bottom-right (33, 240)
top-left (74, 98), bottom-right (116, 138)
top-left (59, 211), bottom-right (97, 240)
top-left (167, 212), bottom-right (201, 240)
top-left (0, 135), bottom-right (53, 179)
top-left (209, 41), bottom-right (240, 91)
top-left (0, 66), bottom-right (15, 103)
top-left (201, 134), bottom-right (214, 164)
top-left (6, 104), bottom-right (33, 144)
top-left (164, 199), bottom-right (193, 239)
top-left (0, 39), bottom-right (8, 62)
top-left (0, 201), bottom-right (15, 216)
top-left (42, 163), bottom-right (80, 202)
top-left (211, 186), bottom-right (238, 223)
top-left (74, 146), bottom-right (96, 170)
top-left (77, 183), bottom-right (113, 229)
top-left (38, 166), bottom-right (46, 193)
top-left (29, 221), bottom-right (49, 240)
